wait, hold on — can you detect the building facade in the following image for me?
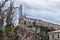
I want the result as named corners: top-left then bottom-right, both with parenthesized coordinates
top-left (48, 30), bottom-right (60, 40)
top-left (23, 17), bottom-right (60, 30)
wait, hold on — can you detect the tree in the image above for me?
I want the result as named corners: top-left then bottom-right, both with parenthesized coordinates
top-left (32, 21), bottom-right (36, 27)
top-left (32, 21), bottom-right (38, 40)
top-left (4, 1), bottom-right (20, 40)
top-left (39, 32), bottom-right (48, 40)
top-left (14, 25), bottom-right (20, 40)
top-left (0, 0), bottom-right (8, 40)
top-left (0, 0), bottom-right (21, 40)
top-left (4, 0), bottom-right (16, 40)
top-left (38, 25), bottom-right (55, 40)
top-left (39, 26), bottom-right (50, 33)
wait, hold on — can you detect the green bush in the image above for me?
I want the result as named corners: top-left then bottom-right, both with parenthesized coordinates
top-left (39, 32), bottom-right (48, 40)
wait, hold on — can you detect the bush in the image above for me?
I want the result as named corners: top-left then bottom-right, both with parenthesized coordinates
top-left (39, 32), bottom-right (48, 40)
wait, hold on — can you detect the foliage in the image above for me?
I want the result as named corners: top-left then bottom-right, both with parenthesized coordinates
top-left (0, 0), bottom-right (20, 40)
top-left (32, 21), bottom-right (36, 27)
top-left (0, 0), bottom-right (8, 30)
top-left (39, 26), bottom-right (50, 33)
top-left (27, 25), bottom-right (32, 28)
top-left (5, 25), bottom-right (14, 40)
top-left (0, 29), bottom-right (3, 40)
top-left (37, 25), bottom-right (55, 40)
top-left (39, 32), bottom-right (48, 40)
top-left (0, 0), bottom-right (8, 40)
top-left (4, 0), bottom-right (20, 40)
top-left (14, 26), bottom-right (20, 40)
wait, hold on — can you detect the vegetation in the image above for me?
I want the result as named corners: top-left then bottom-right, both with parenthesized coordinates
top-left (28, 21), bottom-right (55, 40)
top-left (37, 25), bottom-right (55, 40)
top-left (39, 32), bottom-right (48, 40)
top-left (0, 0), bottom-right (8, 40)
top-left (32, 21), bottom-right (38, 40)
top-left (0, 0), bottom-right (20, 40)
top-left (39, 26), bottom-right (50, 33)
top-left (27, 25), bottom-right (32, 28)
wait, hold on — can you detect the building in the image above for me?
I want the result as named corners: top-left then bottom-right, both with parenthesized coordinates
top-left (48, 30), bottom-right (60, 40)
top-left (23, 17), bottom-right (60, 30)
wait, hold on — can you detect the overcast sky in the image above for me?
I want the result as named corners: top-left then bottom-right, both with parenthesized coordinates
top-left (1, 0), bottom-right (60, 25)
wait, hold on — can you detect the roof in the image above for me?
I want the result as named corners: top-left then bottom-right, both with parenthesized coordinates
top-left (48, 30), bottom-right (60, 34)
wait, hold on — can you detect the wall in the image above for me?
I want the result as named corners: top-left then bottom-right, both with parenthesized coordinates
top-left (48, 33), bottom-right (60, 40)
top-left (26, 18), bottom-right (60, 30)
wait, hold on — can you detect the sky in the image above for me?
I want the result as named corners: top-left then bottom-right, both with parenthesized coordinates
top-left (0, 0), bottom-right (60, 25)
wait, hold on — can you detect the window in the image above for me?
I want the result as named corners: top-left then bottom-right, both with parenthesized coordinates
top-left (24, 21), bottom-right (26, 25)
top-left (52, 35), bottom-right (54, 38)
top-left (57, 34), bottom-right (59, 38)
top-left (29, 22), bottom-right (31, 24)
